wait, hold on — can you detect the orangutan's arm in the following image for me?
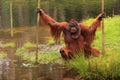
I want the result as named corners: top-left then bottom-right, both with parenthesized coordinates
top-left (88, 13), bottom-right (105, 32)
top-left (79, 13), bottom-right (105, 44)
top-left (36, 8), bottom-right (67, 41)
top-left (38, 9), bottom-right (67, 28)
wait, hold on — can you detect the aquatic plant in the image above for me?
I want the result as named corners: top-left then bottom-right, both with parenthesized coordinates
top-left (23, 42), bottom-right (36, 48)
top-left (16, 41), bottom-right (36, 56)
top-left (0, 52), bottom-right (7, 59)
top-left (38, 50), bottom-right (61, 64)
top-left (4, 42), bottom-right (16, 48)
top-left (47, 39), bottom-right (55, 45)
top-left (15, 41), bottom-right (62, 64)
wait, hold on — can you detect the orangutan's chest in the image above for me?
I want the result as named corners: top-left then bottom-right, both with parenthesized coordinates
top-left (63, 28), bottom-right (80, 41)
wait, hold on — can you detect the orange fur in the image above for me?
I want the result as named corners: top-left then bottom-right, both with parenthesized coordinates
top-left (40, 12), bottom-right (101, 59)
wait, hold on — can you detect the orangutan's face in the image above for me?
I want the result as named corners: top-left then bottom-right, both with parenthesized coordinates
top-left (68, 20), bottom-right (79, 34)
top-left (69, 24), bottom-right (78, 33)
top-left (65, 19), bottom-right (81, 39)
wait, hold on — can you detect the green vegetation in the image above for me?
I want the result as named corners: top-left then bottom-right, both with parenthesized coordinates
top-left (22, 50), bottom-right (61, 64)
top-left (16, 42), bottom-right (36, 56)
top-left (23, 41), bottom-right (36, 48)
top-left (0, 0), bottom-right (119, 27)
top-left (0, 52), bottom-right (7, 59)
top-left (66, 52), bottom-right (120, 79)
top-left (4, 42), bottom-right (16, 48)
top-left (47, 39), bottom-right (55, 45)
top-left (38, 50), bottom-right (61, 64)
top-left (65, 15), bottom-right (120, 79)
top-left (0, 42), bottom-right (16, 59)
top-left (15, 42), bottom-right (61, 64)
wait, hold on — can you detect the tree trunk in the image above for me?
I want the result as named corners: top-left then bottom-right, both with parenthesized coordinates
top-left (10, 0), bottom-right (13, 37)
top-left (102, 0), bottom-right (105, 55)
top-left (36, 0), bottom-right (41, 64)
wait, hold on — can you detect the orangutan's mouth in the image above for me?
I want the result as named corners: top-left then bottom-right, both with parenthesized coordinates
top-left (70, 27), bottom-right (78, 33)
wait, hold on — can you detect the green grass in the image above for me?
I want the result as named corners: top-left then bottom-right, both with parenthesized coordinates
top-left (47, 39), bottom-right (55, 45)
top-left (0, 52), bottom-right (7, 58)
top-left (23, 41), bottom-right (36, 48)
top-left (15, 42), bottom-right (62, 64)
top-left (65, 15), bottom-right (120, 79)
top-left (4, 42), bottom-right (16, 48)
top-left (0, 42), bottom-right (15, 59)
top-left (66, 52), bottom-right (120, 79)
top-left (16, 42), bottom-right (36, 56)
top-left (83, 16), bottom-right (120, 49)
top-left (22, 50), bottom-right (61, 64)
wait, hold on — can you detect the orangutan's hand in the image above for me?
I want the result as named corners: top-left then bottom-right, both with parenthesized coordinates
top-left (98, 12), bottom-right (106, 21)
top-left (36, 8), bottom-right (44, 15)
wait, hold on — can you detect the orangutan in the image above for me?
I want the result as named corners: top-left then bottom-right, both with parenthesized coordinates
top-left (36, 8), bottom-right (105, 60)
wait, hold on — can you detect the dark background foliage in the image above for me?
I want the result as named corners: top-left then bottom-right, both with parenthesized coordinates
top-left (0, 0), bottom-right (120, 27)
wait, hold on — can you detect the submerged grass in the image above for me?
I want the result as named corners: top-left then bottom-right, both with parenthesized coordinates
top-left (65, 15), bottom-right (120, 79)
top-left (4, 42), bottom-right (16, 48)
top-left (0, 42), bottom-right (16, 59)
top-left (15, 42), bottom-right (62, 64)
top-left (0, 52), bottom-right (7, 59)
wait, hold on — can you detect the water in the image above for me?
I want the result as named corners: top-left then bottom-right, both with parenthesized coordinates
top-left (0, 26), bottom-right (52, 44)
top-left (0, 59), bottom-right (79, 80)
top-left (0, 27), bottom-right (80, 80)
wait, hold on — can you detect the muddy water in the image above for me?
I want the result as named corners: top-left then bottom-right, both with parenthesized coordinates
top-left (0, 26), bottom-right (52, 44)
top-left (0, 59), bottom-right (78, 80)
top-left (0, 59), bottom-right (66, 80)
top-left (0, 27), bottom-right (79, 80)
top-left (0, 59), bottom-right (76, 80)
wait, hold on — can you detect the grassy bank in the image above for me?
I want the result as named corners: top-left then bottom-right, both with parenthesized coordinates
top-left (66, 15), bottom-right (120, 79)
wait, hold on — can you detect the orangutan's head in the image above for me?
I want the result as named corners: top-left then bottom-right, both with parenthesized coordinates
top-left (68, 19), bottom-right (79, 34)
top-left (65, 19), bottom-right (81, 39)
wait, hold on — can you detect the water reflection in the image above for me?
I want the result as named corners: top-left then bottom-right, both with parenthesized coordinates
top-left (0, 26), bottom-right (52, 44)
top-left (0, 59), bottom-right (69, 80)
top-left (16, 63), bottom-right (67, 80)
top-left (0, 59), bottom-right (15, 80)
